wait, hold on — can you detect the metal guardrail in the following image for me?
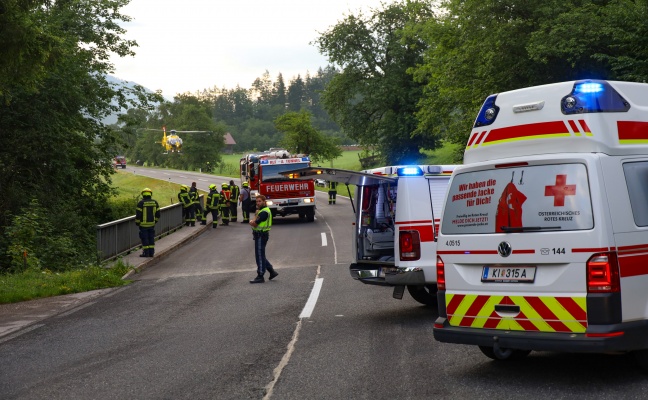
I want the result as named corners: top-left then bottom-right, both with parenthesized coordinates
top-left (96, 195), bottom-right (203, 262)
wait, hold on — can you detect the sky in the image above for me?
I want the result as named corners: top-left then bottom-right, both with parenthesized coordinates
top-left (109, 0), bottom-right (388, 98)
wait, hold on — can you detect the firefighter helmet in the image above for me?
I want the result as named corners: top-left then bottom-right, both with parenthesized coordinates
top-left (181, 184), bottom-right (188, 191)
top-left (242, 182), bottom-right (249, 187)
top-left (209, 184), bottom-right (216, 190)
top-left (221, 182), bottom-right (229, 188)
top-left (141, 188), bottom-right (152, 197)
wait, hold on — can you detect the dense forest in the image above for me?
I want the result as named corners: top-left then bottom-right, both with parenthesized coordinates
top-left (3, 0), bottom-right (648, 273)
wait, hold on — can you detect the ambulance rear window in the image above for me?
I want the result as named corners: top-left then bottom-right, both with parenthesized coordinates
top-left (623, 161), bottom-right (648, 227)
top-left (442, 164), bottom-right (594, 234)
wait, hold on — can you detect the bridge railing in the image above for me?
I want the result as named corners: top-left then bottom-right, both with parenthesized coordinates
top-left (95, 195), bottom-right (203, 262)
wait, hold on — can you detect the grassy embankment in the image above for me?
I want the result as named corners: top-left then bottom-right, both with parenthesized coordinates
top-left (0, 173), bottom-right (184, 304)
top-left (0, 147), bottom-right (460, 304)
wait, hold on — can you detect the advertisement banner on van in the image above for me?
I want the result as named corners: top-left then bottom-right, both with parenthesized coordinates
top-left (442, 164), bottom-right (593, 234)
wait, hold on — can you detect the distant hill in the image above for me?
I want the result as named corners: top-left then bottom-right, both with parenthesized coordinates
top-left (102, 75), bottom-right (161, 125)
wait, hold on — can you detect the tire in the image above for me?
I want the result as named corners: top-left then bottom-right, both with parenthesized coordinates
top-left (406, 284), bottom-right (438, 306)
top-left (633, 350), bottom-right (648, 371)
top-left (306, 207), bottom-right (315, 222)
top-left (479, 345), bottom-right (531, 361)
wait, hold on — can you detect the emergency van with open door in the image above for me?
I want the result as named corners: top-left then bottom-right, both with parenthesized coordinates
top-left (434, 80), bottom-right (648, 369)
top-left (282, 165), bottom-right (456, 305)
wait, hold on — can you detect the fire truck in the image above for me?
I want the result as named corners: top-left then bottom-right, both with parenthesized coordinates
top-left (240, 149), bottom-right (316, 221)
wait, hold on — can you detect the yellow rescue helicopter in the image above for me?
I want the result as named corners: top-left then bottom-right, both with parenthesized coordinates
top-left (159, 126), bottom-right (183, 154)
top-left (148, 126), bottom-right (213, 154)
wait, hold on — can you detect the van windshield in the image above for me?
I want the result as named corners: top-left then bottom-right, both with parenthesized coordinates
top-left (441, 163), bottom-right (594, 234)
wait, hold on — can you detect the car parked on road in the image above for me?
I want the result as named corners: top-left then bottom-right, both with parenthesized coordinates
top-left (315, 178), bottom-right (326, 187)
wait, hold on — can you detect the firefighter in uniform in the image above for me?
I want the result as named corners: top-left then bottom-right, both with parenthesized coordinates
top-left (135, 188), bottom-right (160, 257)
top-left (178, 184), bottom-right (195, 226)
top-left (189, 182), bottom-right (206, 225)
top-left (328, 180), bottom-right (338, 204)
top-left (229, 180), bottom-right (240, 222)
top-left (240, 181), bottom-right (252, 223)
top-left (219, 182), bottom-right (232, 226)
top-left (205, 184), bottom-right (221, 229)
top-left (249, 194), bottom-right (278, 283)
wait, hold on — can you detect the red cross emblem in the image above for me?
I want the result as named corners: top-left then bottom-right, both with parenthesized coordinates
top-left (545, 175), bottom-right (576, 206)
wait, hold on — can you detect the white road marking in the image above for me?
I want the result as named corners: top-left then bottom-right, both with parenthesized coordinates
top-left (321, 232), bottom-right (327, 247)
top-left (265, 266), bottom-right (322, 399)
top-left (299, 278), bottom-right (323, 319)
top-left (198, 178), bottom-right (208, 181)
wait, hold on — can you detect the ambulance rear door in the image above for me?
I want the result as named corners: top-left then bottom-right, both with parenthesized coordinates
top-left (438, 155), bottom-right (609, 336)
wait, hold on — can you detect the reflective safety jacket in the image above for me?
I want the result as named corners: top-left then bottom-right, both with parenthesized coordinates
top-left (252, 206), bottom-right (272, 232)
top-left (136, 196), bottom-right (160, 228)
top-left (206, 189), bottom-right (221, 212)
top-left (328, 181), bottom-right (337, 192)
top-left (178, 189), bottom-right (192, 209)
top-left (230, 184), bottom-right (240, 203)
top-left (220, 189), bottom-right (232, 206)
top-left (189, 187), bottom-right (200, 205)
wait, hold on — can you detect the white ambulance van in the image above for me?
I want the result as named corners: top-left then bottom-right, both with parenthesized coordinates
top-left (433, 80), bottom-right (648, 367)
top-left (282, 164), bottom-right (456, 305)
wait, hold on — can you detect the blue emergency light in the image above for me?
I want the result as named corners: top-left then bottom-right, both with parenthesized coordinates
top-left (561, 80), bottom-right (630, 114)
top-left (473, 94), bottom-right (500, 127)
top-left (397, 166), bottom-right (424, 176)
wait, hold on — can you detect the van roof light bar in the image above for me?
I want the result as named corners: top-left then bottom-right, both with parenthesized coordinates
top-left (561, 80), bottom-right (630, 114)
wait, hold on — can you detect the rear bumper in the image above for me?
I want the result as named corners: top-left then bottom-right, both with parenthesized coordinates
top-left (385, 268), bottom-right (428, 286)
top-left (433, 317), bottom-right (648, 353)
top-left (349, 263), bottom-right (392, 286)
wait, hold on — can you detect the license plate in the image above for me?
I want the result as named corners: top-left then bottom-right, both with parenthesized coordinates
top-left (481, 266), bottom-right (536, 283)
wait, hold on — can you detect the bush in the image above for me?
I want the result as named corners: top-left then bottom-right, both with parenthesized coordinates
top-left (2, 199), bottom-right (86, 273)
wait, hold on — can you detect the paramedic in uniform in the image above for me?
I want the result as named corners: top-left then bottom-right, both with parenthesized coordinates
top-left (205, 184), bottom-right (221, 229)
top-left (328, 180), bottom-right (337, 204)
top-left (249, 195), bottom-right (278, 283)
top-left (135, 188), bottom-right (160, 257)
top-left (229, 180), bottom-right (240, 222)
top-left (240, 181), bottom-right (252, 223)
top-left (178, 184), bottom-right (195, 226)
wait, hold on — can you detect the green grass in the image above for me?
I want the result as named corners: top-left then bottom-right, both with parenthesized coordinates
top-left (0, 263), bottom-right (132, 304)
top-left (111, 170), bottom-right (185, 207)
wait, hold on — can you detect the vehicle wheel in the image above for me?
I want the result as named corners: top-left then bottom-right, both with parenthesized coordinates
top-left (478, 345), bottom-right (531, 361)
top-left (633, 350), bottom-right (648, 371)
top-left (407, 285), bottom-right (438, 306)
top-left (306, 207), bottom-right (315, 222)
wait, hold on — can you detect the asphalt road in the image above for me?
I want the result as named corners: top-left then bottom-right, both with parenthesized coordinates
top-left (1, 168), bottom-right (648, 399)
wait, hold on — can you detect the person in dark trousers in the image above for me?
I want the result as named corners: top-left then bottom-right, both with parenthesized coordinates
top-left (135, 188), bottom-right (160, 257)
top-left (328, 180), bottom-right (337, 204)
top-left (249, 195), bottom-right (278, 283)
top-left (189, 182), bottom-right (206, 225)
top-left (240, 181), bottom-right (252, 223)
top-left (229, 180), bottom-right (240, 222)
top-left (178, 184), bottom-right (195, 226)
top-left (219, 182), bottom-right (232, 225)
top-left (205, 184), bottom-right (221, 229)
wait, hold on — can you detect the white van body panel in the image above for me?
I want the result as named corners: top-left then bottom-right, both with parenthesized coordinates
top-left (435, 80), bottom-right (648, 354)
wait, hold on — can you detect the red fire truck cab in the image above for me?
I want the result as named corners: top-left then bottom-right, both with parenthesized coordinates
top-left (240, 149), bottom-right (316, 222)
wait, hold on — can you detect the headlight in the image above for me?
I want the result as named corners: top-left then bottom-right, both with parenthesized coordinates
top-left (266, 200), bottom-right (273, 206)
top-left (304, 198), bottom-right (314, 203)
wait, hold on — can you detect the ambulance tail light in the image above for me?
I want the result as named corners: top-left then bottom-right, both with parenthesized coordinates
top-left (437, 256), bottom-right (445, 290)
top-left (473, 94), bottom-right (500, 127)
top-left (399, 230), bottom-right (421, 261)
top-left (562, 80), bottom-right (630, 114)
top-left (587, 252), bottom-right (620, 293)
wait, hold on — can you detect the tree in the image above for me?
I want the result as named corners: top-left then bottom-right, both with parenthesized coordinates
top-left (0, 0), bottom-right (160, 272)
top-left (274, 111), bottom-right (342, 163)
top-left (315, 0), bottom-right (437, 165)
top-left (412, 0), bottom-right (648, 157)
